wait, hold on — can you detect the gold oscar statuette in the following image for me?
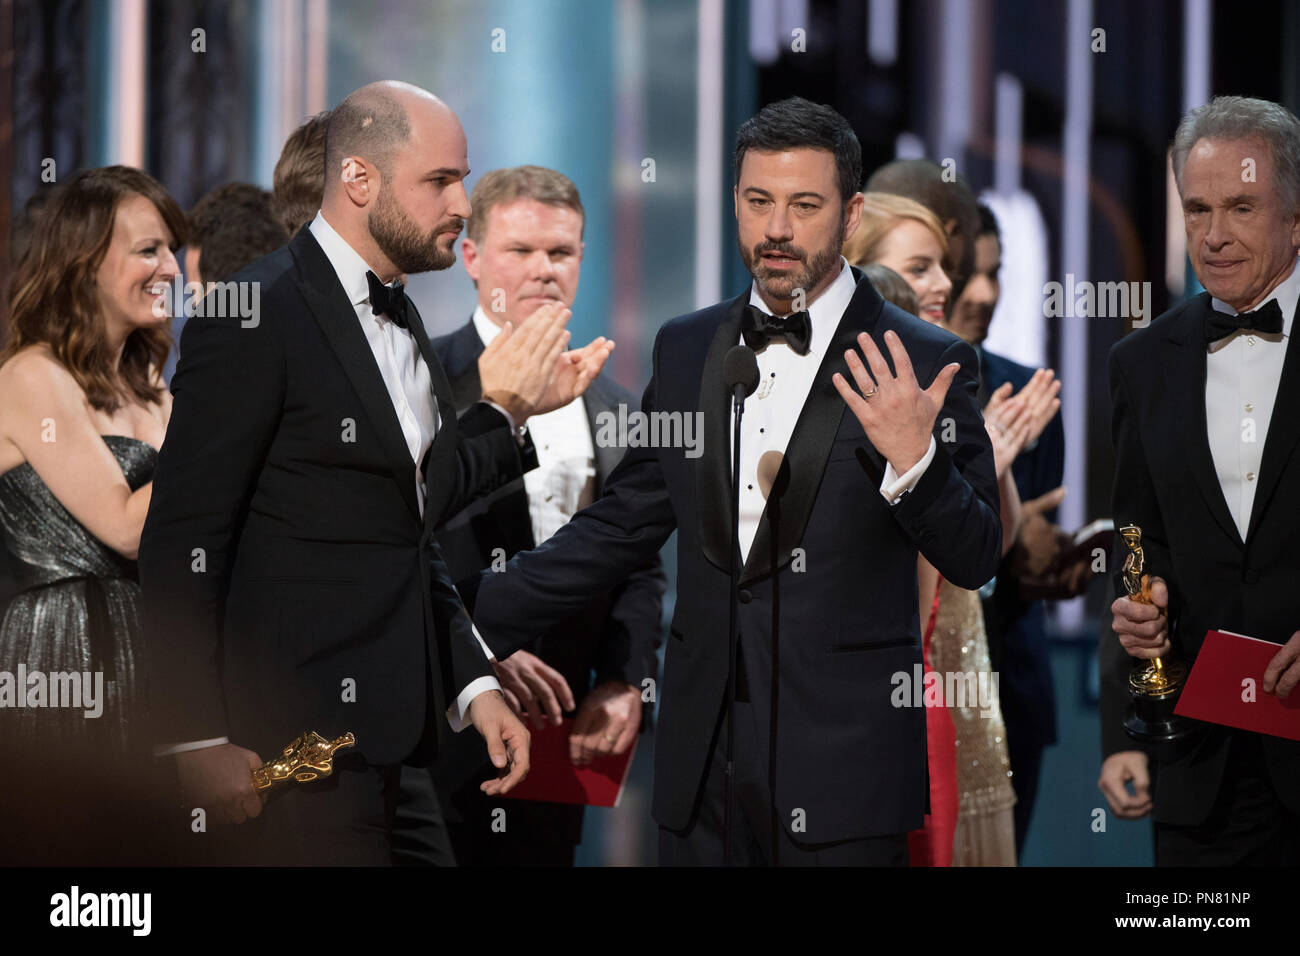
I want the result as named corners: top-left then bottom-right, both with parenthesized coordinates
top-left (250, 731), bottom-right (356, 792)
top-left (1119, 525), bottom-right (1192, 744)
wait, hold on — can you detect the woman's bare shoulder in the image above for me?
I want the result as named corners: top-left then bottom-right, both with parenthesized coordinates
top-left (0, 344), bottom-right (78, 399)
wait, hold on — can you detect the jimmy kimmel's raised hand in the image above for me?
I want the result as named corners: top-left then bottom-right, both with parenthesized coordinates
top-left (478, 301), bottom-right (572, 426)
top-left (175, 743), bottom-right (266, 825)
top-left (833, 330), bottom-right (961, 474)
top-left (467, 688), bottom-right (531, 795)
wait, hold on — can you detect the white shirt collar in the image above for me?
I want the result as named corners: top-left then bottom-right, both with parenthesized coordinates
top-left (308, 211), bottom-right (394, 311)
top-left (1210, 255), bottom-right (1299, 338)
top-left (472, 304), bottom-right (505, 347)
top-left (746, 256), bottom-right (857, 357)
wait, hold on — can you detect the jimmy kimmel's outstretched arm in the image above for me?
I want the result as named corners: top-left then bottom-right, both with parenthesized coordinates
top-left (433, 400), bottom-right (539, 527)
top-left (463, 330), bottom-right (677, 662)
top-left (595, 552), bottom-right (668, 692)
top-left (138, 307), bottom-right (287, 746)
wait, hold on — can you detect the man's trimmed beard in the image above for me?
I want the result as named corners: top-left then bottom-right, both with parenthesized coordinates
top-left (739, 221), bottom-right (845, 305)
top-left (369, 181), bottom-right (460, 274)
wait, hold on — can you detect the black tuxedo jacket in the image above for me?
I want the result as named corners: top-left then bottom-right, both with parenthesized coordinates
top-left (1103, 292), bottom-right (1300, 824)
top-left (465, 270), bottom-right (1002, 843)
top-left (139, 227), bottom-right (536, 766)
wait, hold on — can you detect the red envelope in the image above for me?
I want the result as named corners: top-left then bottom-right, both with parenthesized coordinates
top-left (499, 716), bottom-right (638, 807)
top-left (1174, 629), bottom-right (1300, 741)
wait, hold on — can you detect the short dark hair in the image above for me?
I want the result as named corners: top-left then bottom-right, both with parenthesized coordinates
top-left (188, 182), bottom-right (289, 283)
top-left (734, 97), bottom-right (863, 205)
top-left (274, 110), bottom-right (331, 234)
top-left (324, 88), bottom-right (410, 185)
top-left (976, 202), bottom-right (1000, 241)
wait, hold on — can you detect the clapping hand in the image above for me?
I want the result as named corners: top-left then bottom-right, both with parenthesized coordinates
top-left (478, 302), bottom-right (572, 425)
top-left (537, 335), bottom-right (614, 416)
top-left (983, 369), bottom-right (1061, 457)
top-left (984, 394), bottom-right (1034, 479)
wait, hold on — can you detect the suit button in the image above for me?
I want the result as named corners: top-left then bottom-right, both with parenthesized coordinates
top-left (738, 588), bottom-right (752, 604)
top-left (1244, 569), bottom-right (1260, 583)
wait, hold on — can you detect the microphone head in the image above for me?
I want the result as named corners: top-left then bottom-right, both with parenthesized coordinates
top-left (724, 345), bottom-right (761, 398)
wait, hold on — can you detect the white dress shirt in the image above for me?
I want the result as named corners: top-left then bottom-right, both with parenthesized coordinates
top-left (473, 307), bottom-right (596, 541)
top-left (309, 213), bottom-right (440, 514)
top-left (734, 257), bottom-right (935, 560)
top-left (1206, 257), bottom-right (1299, 540)
top-left (154, 214), bottom-right (499, 755)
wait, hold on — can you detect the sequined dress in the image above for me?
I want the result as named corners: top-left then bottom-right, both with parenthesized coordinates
top-left (929, 577), bottom-right (1017, 866)
top-left (0, 436), bottom-right (156, 759)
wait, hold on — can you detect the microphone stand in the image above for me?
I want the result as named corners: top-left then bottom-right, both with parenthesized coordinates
top-left (724, 382), bottom-right (745, 867)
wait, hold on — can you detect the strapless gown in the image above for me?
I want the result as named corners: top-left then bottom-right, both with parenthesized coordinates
top-left (0, 436), bottom-right (160, 863)
top-left (0, 435), bottom-right (156, 756)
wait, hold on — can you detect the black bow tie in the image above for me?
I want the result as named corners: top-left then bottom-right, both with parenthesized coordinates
top-left (1206, 298), bottom-right (1283, 343)
top-left (366, 270), bottom-right (409, 329)
top-left (743, 305), bottom-right (812, 355)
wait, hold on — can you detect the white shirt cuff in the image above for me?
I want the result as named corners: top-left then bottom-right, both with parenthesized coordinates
top-left (154, 736), bottom-right (230, 757)
top-left (879, 436), bottom-right (937, 504)
top-left (446, 677), bottom-right (502, 733)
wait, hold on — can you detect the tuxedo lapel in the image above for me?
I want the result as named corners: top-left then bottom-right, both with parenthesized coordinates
top-left (695, 292), bottom-right (750, 574)
top-left (440, 320), bottom-right (487, 413)
top-left (741, 269), bottom-right (886, 584)
top-left (291, 231), bottom-right (422, 522)
top-left (404, 301), bottom-right (458, 489)
top-left (582, 377), bottom-right (624, 487)
top-left (1246, 298), bottom-right (1300, 543)
top-left (1163, 299), bottom-right (1242, 549)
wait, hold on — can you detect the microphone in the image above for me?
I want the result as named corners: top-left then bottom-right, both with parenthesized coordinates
top-left (720, 343), bottom-right (758, 867)
top-left (724, 345), bottom-right (760, 405)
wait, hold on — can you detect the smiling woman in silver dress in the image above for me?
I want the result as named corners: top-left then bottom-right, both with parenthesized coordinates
top-left (0, 166), bottom-right (182, 862)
